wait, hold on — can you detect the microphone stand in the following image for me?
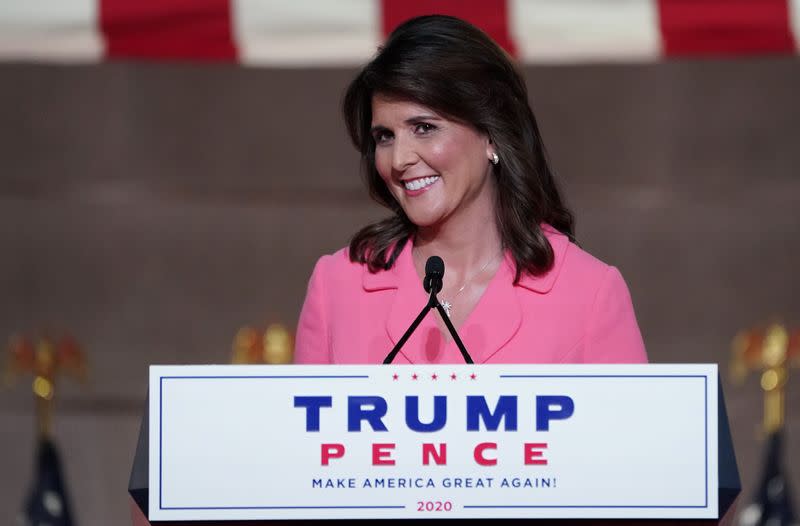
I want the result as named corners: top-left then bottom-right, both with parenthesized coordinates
top-left (383, 287), bottom-right (473, 364)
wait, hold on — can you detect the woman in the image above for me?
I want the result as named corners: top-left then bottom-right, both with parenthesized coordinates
top-left (294, 15), bottom-right (646, 365)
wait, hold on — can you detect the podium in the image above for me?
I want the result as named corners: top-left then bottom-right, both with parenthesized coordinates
top-left (129, 364), bottom-right (740, 524)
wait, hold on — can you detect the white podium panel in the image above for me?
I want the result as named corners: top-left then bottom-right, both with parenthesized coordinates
top-left (148, 364), bottom-right (718, 521)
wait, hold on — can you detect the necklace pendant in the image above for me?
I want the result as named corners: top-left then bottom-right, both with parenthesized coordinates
top-left (440, 300), bottom-right (452, 317)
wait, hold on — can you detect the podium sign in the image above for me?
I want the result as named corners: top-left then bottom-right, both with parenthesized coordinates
top-left (148, 364), bottom-right (718, 521)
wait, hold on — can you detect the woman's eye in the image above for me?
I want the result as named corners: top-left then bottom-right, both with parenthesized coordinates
top-left (414, 123), bottom-right (436, 134)
top-left (374, 131), bottom-right (393, 144)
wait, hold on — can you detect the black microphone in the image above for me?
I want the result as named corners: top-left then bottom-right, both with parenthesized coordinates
top-left (383, 254), bottom-right (473, 364)
top-left (423, 256), bottom-right (444, 293)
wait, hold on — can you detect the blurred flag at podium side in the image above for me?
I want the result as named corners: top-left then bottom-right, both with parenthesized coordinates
top-left (21, 438), bottom-right (75, 526)
top-left (738, 430), bottom-right (797, 526)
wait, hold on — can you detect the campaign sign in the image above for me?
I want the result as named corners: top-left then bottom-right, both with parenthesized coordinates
top-left (149, 364), bottom-right (718, 521)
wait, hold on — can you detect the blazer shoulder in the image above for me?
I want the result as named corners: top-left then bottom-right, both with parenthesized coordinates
top-left (311, 246), bottom-right (365, 289)
top-left (560, 240), bottom-right (614, 282)
top-left (542, 229), bottom-right (628, 300)
top-left (519, 226), bottom-right (609, 293)
top-left (316, 247), bottom-right (351, 268)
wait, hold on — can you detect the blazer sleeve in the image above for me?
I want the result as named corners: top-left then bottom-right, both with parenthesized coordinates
top-left (584, 266), bottom-right (648, 363)
top-left (294, 256), bottom-right (333, 364)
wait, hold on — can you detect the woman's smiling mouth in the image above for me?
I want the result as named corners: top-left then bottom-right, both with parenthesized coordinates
top-left (403, 175), bottom-right (440, 193)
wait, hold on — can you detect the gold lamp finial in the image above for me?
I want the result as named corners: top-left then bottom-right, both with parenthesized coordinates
top-left (231, 323), bottom-right (294, 365)
top-left (4, 332), bottom-right (88, 437)
top-left (730, 323), bottom-right (799, 434)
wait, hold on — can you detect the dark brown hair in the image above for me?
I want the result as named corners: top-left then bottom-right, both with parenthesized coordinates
top-left (343, 15), bottom-right (574, 282)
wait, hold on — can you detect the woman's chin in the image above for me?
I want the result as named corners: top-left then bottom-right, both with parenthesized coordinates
top-left (399, 204), bottom-right (432, 223)
top-left (402, 203), bottom-right (452, 230)
top-left (406, 214), bottom-right (445, 230)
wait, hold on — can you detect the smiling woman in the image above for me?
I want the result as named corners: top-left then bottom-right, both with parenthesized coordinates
top-left (370, 96), bottom-right (495, 232)
top-left (294, 15), bottom-right (647, 365)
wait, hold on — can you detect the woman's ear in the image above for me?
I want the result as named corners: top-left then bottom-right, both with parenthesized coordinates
top-left (486, 140), bottom-right (499, 166)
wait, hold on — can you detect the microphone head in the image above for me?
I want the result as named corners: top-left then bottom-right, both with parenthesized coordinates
top-left (423, 256), bottom-right (444, 293)
top-left (425, 256), bottom-right (444, 278)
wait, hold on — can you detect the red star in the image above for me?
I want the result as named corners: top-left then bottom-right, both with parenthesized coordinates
top-left (470, 373), bottom-right (477, 380)
top-left (392, 373), bottom-right (398, 380)
top-left (412, 373), bottom-right (418, 380)
top-left (431, 373), bottom-right (438, 380)
top-left (450, 373), bottom-right (457, 380)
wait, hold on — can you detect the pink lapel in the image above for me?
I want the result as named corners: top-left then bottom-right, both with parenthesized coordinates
top-left (362, 243), bottom-right (428, 363)
top-left (360, 226), bottom-right (569, 364)
top-left (456, 253), bottom-right (522, 363)
top-left (469, 227), bottom-right (569, 362)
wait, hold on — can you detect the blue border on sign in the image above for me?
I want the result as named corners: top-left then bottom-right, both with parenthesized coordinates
top-left (462, 374), bottom-right (711, 510)
top-left (156, 372), bottom-right (711, 513)
top-left (157, 374), bottom-right (404, 511)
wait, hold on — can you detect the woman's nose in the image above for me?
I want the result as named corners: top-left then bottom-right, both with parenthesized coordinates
top-left (391, 135), bottom-right (419, 171)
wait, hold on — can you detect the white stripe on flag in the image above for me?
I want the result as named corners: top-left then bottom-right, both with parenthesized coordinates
top-left (232, 0), bottom-right (380, 67)
top-left (790, 0), bottom-right (800, 51)
top-left (509, 0), bottom-right (662, 63)
top-left (0, 0), bottom-right (102, 62)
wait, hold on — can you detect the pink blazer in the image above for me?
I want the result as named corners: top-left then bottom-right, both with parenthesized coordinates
top-left (294, 227), bottom-right (647, 364)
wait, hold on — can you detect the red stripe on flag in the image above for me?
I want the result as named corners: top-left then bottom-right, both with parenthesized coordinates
top-left (658, 0), bottom-right (794, 56)
top-left (381, 0), bottom-right (516, 56)
top-left (100, 0), bottom-right (236, 61)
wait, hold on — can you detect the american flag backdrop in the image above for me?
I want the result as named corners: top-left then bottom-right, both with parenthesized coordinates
top-left (0, 0), bottom-right (798, 66)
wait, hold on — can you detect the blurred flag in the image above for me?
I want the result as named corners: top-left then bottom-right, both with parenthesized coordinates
top-left (20, 438), bottom-right (76, 526)
top-left (1, 0), bottom-right (799, 65)
top-left (738, 430), bottom-right (797, 526)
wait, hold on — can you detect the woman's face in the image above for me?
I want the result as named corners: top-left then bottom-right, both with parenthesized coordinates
top-left (370, 95), bottom-right (496, 229)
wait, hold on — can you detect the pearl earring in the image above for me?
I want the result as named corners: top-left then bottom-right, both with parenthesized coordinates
top-left (490, 152), bottom-right (499, 165)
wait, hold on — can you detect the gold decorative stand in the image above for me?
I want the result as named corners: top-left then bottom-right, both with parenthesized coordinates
top-left (731, 324), bottom-right (799, 526)
top-left (5, 332), bottom-right (87, 526)
top-left (231, 323), bottom-right (294, 365)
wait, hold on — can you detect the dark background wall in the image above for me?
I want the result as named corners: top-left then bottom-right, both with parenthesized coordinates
top-left (1, 59), bottom-right (798, 524)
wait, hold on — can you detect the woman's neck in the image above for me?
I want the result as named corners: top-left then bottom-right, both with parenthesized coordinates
top-left (413, 206), bottom-right (503, 283)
